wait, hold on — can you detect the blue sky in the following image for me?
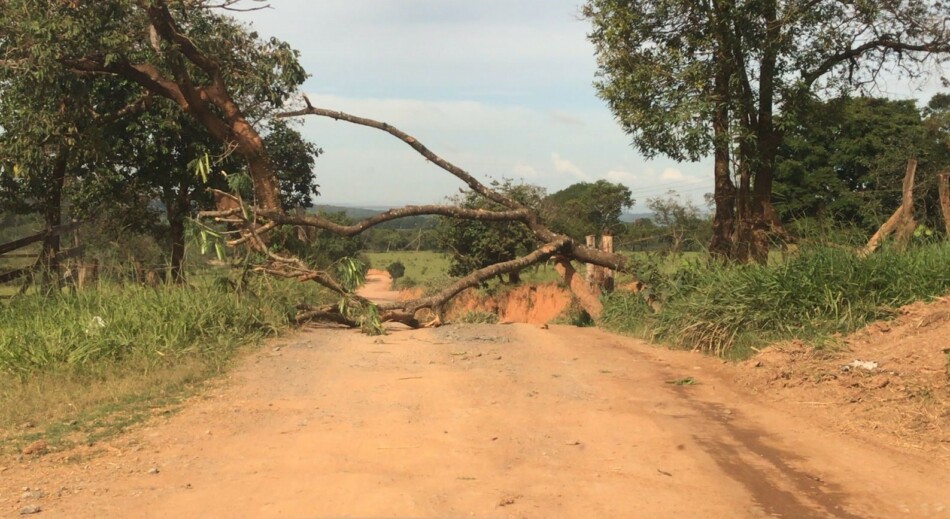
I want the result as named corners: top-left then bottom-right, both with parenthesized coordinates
top-left (235, 1), bottom-right (940, 208)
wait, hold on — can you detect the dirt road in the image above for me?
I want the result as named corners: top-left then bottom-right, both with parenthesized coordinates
top-left (2, 272), bottom-right (948, 518)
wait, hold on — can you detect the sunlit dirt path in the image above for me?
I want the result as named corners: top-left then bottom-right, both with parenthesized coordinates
top-left (1, 272), bottom-right (948, 518)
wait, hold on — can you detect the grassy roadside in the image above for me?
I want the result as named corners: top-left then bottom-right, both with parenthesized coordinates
top-left (0, 275), bottom-right (330, 455)
top-left (601, 242), bottom-right (950, 359)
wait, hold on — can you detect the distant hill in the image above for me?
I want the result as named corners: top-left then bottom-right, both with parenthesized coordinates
top-left (314, 205), bottom-right (381, 220)
top-left (621, 212), bottom-right (654, 223)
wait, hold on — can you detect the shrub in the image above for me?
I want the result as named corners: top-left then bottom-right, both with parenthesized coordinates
top-left (386, 260), bottom-right (406, 280)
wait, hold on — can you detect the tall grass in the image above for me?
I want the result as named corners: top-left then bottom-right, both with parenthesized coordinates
top-left (601, 242), bottom-right (950, 358)
top-left (0, 276), bottom-right (329, 447)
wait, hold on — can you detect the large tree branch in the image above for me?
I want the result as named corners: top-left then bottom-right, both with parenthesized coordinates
top-left (260, 205), bottom-right (531, 237)
top-left (381, 237), bottom-right (570, 314)
top-left (802, 36), bottom-right (950, 88)
top-left (141, 0), bottom-right (223, 80)
top-left (276, 97), bottom-right (521, 210)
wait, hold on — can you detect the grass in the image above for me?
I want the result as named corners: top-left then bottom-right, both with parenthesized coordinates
top-left (366, 251), bottom-right (450, 284)
top-left (0, 274), bottom-right (330, 454)
top-left (601, 242), bottom-right (950, 359)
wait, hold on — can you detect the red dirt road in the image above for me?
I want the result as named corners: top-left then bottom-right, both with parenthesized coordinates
top-left (2, 273), bottom-right (948, 518)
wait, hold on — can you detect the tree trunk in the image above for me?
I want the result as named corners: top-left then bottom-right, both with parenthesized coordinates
top-left (507, 270), bottom-right (521, 284)
top-left (554, 258), bottom-right (603, 320)
top-left (745, 0), bottom-right (780, 265)
top-left (709, 2), bottom-right (737, 260)
top-left (39, 148), bottom-right (68, 292)
top-left (167, 185), bottom-right (190, 284)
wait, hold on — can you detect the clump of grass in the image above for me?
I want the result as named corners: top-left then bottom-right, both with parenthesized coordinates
top-left (456, 310), bottom-right (499, 324)
top-left (601, 242), bottom-right (950, 358)
top-left (0, 275), bottom-right (330, 451)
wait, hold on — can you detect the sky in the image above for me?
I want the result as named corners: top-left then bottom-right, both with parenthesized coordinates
top-left (233, 1), bottom-right (943, 209)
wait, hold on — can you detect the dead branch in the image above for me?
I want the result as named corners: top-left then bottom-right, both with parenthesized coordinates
top-left (861, 159), bottom-right (917, 256)
top-left (261, 205), bottom-right (530, 237)
top-left (277, 97), bottom-right (518, 210)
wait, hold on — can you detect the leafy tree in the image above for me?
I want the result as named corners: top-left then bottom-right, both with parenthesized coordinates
top-left (585, 0), bottom-right (950, 261)
top-left (1, 3), bottom-right (318, 283)
top-left (0, 0), bottom-right (306, 211)
top-left (774, 97), bottom-right (928, 232)
top-left (545, 180), bottom-right (634, 240)
top-left (438, 181), bottom-right (544, 284)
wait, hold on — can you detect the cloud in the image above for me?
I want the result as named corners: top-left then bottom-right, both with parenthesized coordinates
top-left (551, 153), bottom-right (590, 181)
top-left (549, 110), bottom-right (585, 126)
top-left (512, 163), bottom-right (540, 178)
top-left (605, 170), bottom-right (638, 183)
top-left (660, 167), bottom-right (703, 184)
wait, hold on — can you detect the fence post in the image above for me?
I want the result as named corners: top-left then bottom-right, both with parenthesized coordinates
top-left (939, 171), bottom-right (950, 238)
top-left (600, 233), bottom-right (614, 291)
top-left (585, 235), bottom-right (598, 289)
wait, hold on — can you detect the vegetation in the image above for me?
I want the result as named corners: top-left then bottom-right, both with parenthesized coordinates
top-left (545, 180), bottom-right (635, 240)
top-left (0, 274), bottom-right (330, 450)
top-left (602, 242), bottom-right (950, 358)
top-left (585, 0), bottom-right (950, 261)
top-left (437, 180), bottom-right (544, 284)
top-left (2, 0), bottom-right (950, 452)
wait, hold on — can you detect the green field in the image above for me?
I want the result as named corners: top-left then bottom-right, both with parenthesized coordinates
top-left (366, 251), bottom-right (450, 284)
top-left (366, 250), bottom-right (570, 288)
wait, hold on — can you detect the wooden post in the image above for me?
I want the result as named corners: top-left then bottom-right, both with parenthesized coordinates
top-left (939, 171), bottom-right (950, 238)
top-left (861, 159), bottom-right (917, 255)
top-left (585, 235), bottom-right (598, 288)
top-left (600, 233), bottom-right (614, 291)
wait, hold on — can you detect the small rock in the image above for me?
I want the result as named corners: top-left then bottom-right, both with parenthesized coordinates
top-left (147, 467), bottom-right (160, 475)
top-left (21, 440), bottom-right (48, 456)
top-left (844, 359), bottom-right (879, 372)
top-left (19, 505), bottom-right (42, 515)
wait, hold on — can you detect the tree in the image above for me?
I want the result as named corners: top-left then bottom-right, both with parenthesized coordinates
top-left (545, 180), bottom-right (635, 240)
top-left (5, 1), bottom-right (650, 325)
top-left (646, 191), bottom-right (707, 254)
top-left (1, 0), bottom-right (306, 211)
top-left (1, 2), bottom-right (317, 283)
top-left (585, 0), bottom-right (950, 262)
top-left (774, 97), bottom-right (928, 233)
top-left (437, 181), bottom-right (544, 284)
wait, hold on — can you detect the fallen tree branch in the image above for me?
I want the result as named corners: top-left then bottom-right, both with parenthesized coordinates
top-left (860, 159), bottom-right (917, 256)
top-left (277, 97), bottom-right (519, 210)
top-left (261, 205), bottom-right (530, 236)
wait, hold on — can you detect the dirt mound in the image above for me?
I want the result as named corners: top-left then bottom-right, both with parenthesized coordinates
top-left (446, 283), bottom-right (572, 325)
top-left (739, 296), bottom-right (950, 454)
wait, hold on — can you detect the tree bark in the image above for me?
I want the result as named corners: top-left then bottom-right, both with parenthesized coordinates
top-left (709, 1), bottom-right (737, 260)
top-left (554, 258), bottom-right (603, 320)
top-left (938, 172), bottom-right (950, 238)
top-left (166, 185), bottom-right (190, 284)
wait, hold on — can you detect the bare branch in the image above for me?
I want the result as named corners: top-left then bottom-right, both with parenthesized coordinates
top-left (261, 205), bottom-right (531, 237)
top-left (277, 98), bottom-right (520, 210)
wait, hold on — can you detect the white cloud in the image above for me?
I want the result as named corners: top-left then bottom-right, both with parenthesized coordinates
top-left (605, 170), bottom-right (638, 183)
top-left (512, 162), bottom-right (540, 178)
top-left (551, 153), bottom-right (590, 181)
top-left (660, 167), bottom-right (704, 184)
